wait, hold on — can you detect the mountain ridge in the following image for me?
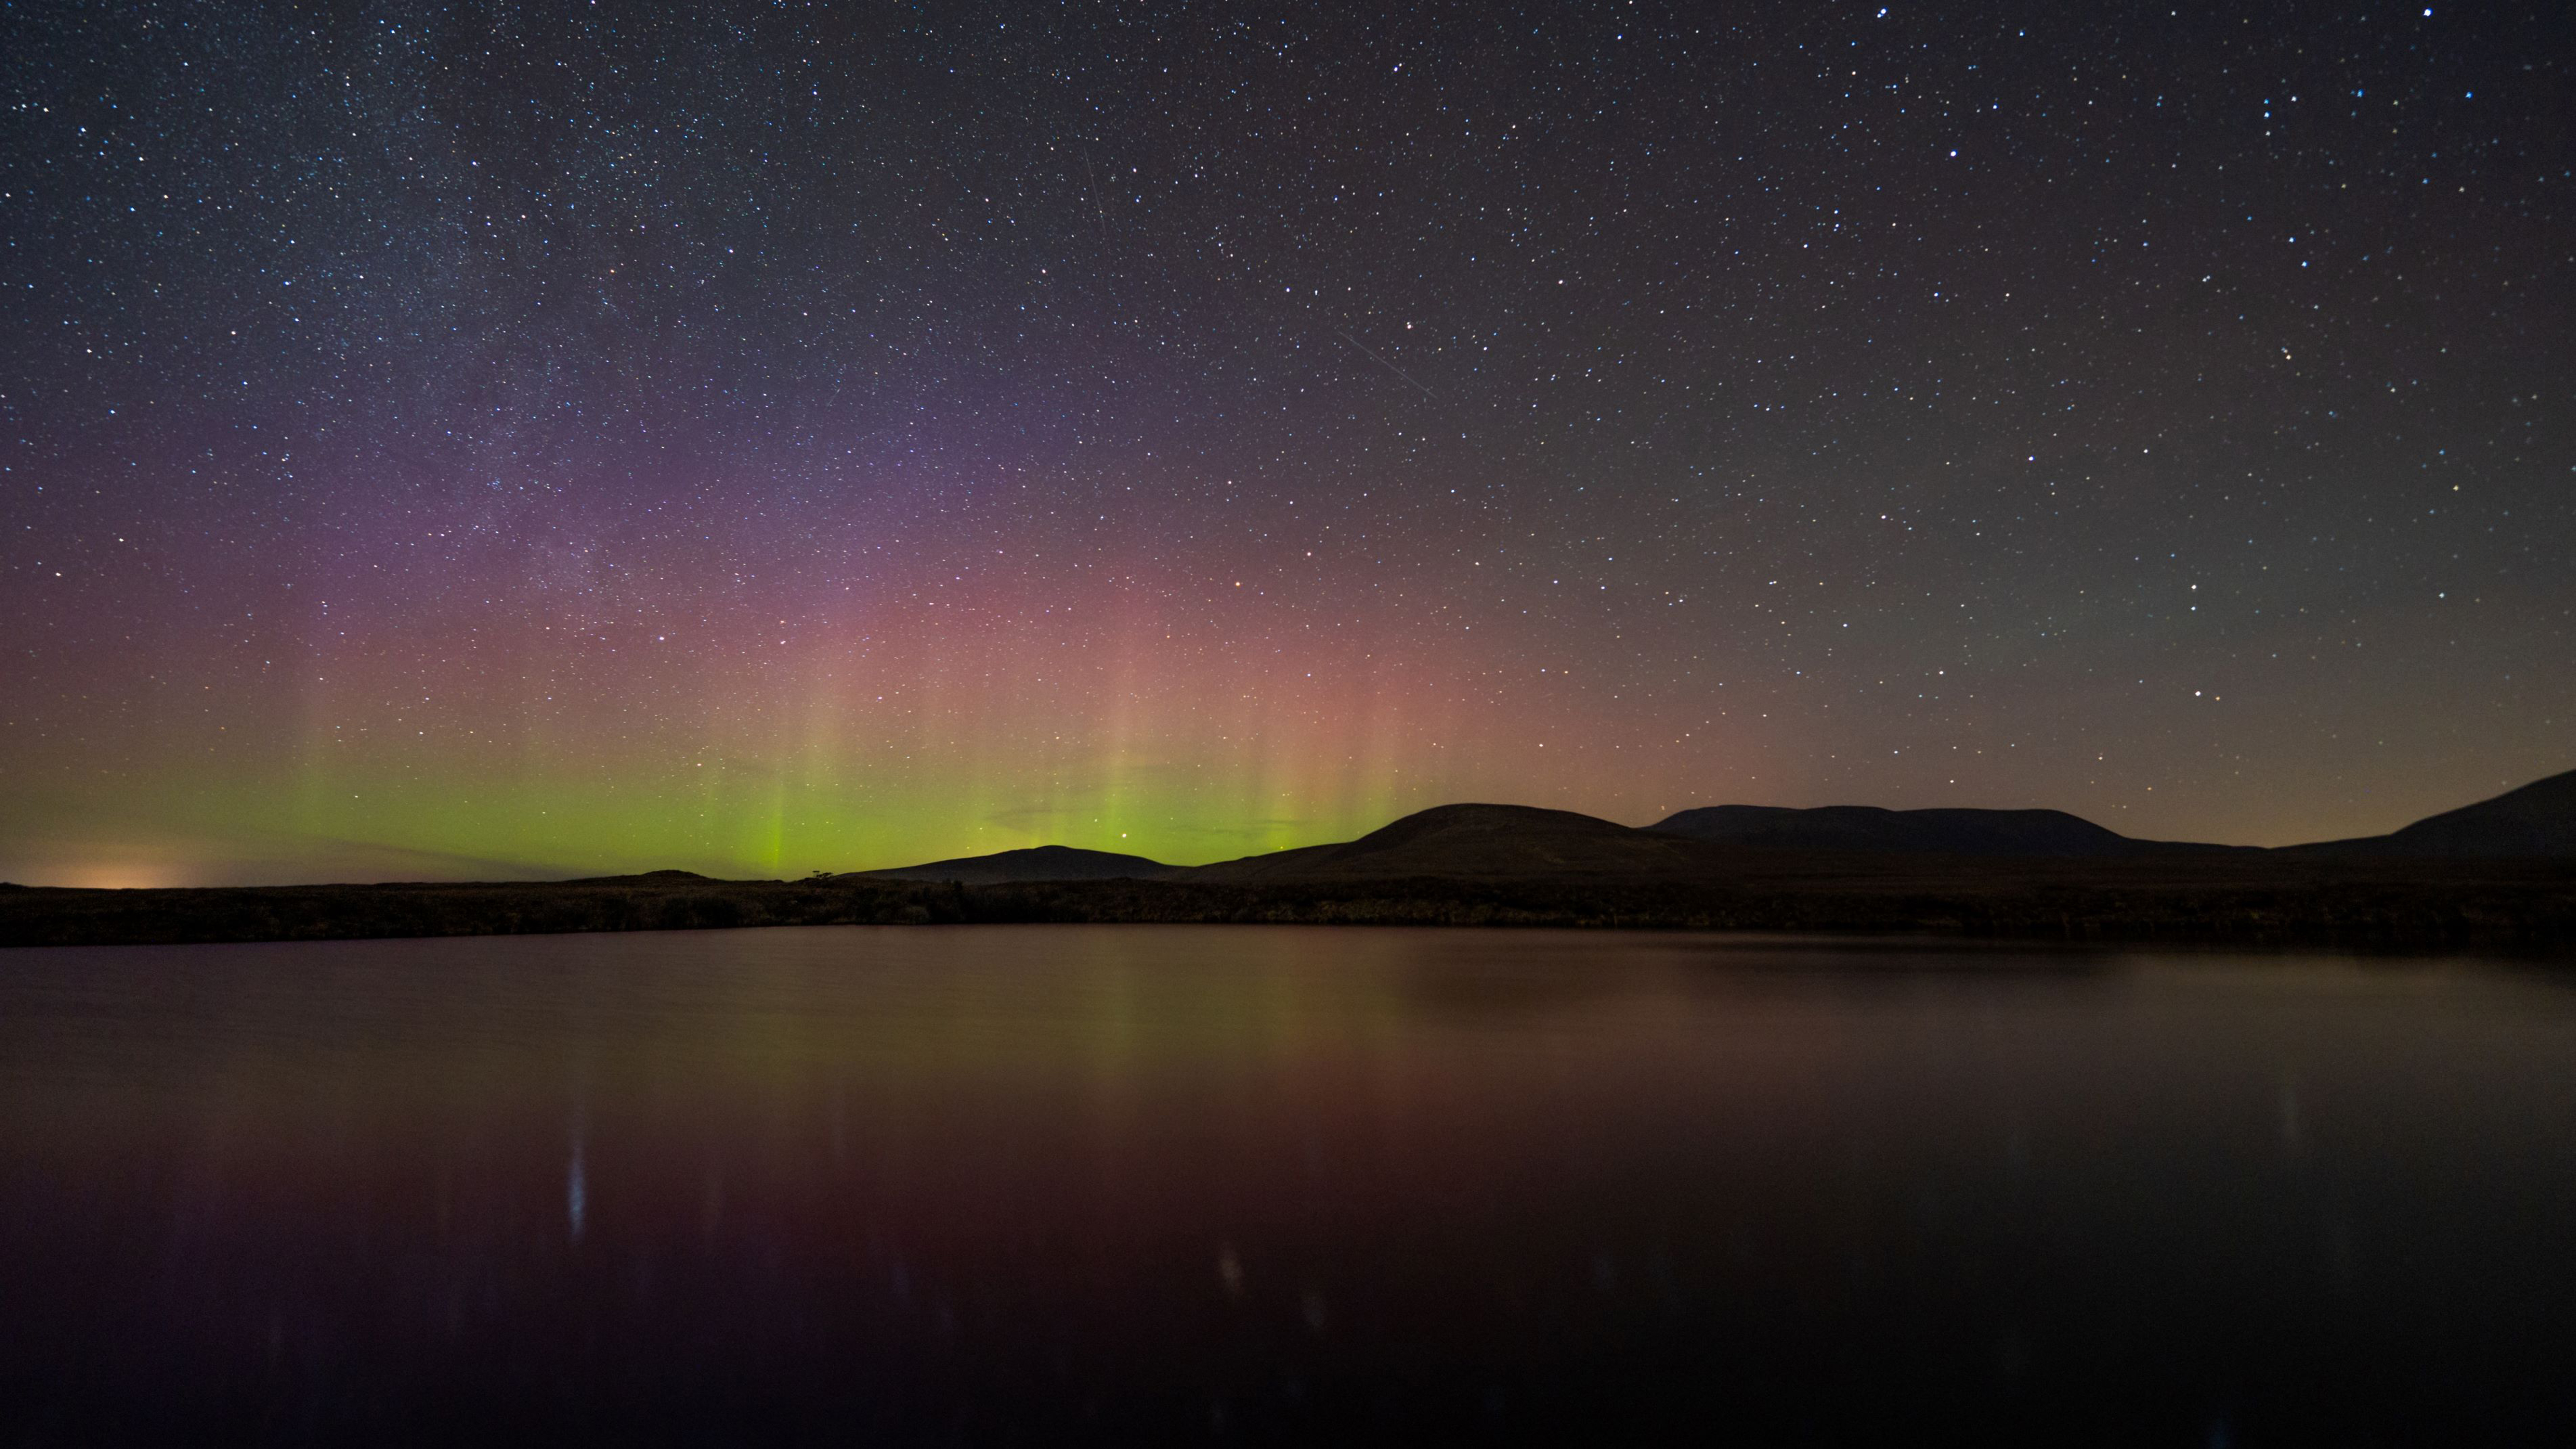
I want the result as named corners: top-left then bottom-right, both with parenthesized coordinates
top-left (847, 844), bottom-right (1179, 885)
top-left (6, 772), bottom-right (2568, 950)
top-left (1186, 803), bottom-right (1721, 882)
top-left (2283, 768), bottom-right (2576, 857)
top-left (823, 769), bottom-right (2575, 886)
top-left (1648, 804), bottom-right (2245, 857)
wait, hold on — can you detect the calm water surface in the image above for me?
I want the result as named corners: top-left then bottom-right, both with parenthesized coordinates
top-left (3, 926), bottom-right (2572, 1443)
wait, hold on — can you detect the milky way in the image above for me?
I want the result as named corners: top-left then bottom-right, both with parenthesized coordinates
top-left (4, 2), bottom-right (2568, 883)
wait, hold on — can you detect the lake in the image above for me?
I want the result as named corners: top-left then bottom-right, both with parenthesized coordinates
top-left (2, 925), bottom-right (2570, 1442)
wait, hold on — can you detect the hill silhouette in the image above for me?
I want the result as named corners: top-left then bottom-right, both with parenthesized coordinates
top-left (854, 773), bottom-right (2575, 890)
top-left (2288, 769), bottom-right (2576, 858)
top-left (1649, 804), bottom-right (2236, 857)
top-left (850, 844), bottom-right (1178, 884)
top-left (1186, 804), bottom-right (1721, 882)
top-left (5, 775), bottom-right (2569, 950)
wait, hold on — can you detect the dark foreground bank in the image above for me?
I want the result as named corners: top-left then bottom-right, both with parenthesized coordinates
top-left (6, 853), bottom-right (2573, 952)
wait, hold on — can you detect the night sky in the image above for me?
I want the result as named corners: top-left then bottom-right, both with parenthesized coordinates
top-left (4, 2), bottom-right (2568, 885)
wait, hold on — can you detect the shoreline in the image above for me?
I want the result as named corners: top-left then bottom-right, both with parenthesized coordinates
top-left (6, 860), bottom-right (2572, 954)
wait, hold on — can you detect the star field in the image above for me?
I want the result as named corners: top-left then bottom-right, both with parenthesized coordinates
top-left (3, 1), bottom-right (2569, 883)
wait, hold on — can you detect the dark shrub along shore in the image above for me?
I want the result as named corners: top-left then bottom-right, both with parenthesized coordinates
top-left (4, 856), bottom-right (2571, 954)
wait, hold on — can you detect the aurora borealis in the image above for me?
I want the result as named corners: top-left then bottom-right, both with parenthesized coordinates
top-left (4, 2), bottom-right (2569, 885)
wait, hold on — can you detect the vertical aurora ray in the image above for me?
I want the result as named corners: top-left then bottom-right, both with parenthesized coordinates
top-left (8, 531), bottom-right (1723, 882)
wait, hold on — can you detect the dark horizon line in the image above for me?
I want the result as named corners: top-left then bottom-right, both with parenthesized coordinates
top-left (7, 767), bottom-right (2567, 892)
